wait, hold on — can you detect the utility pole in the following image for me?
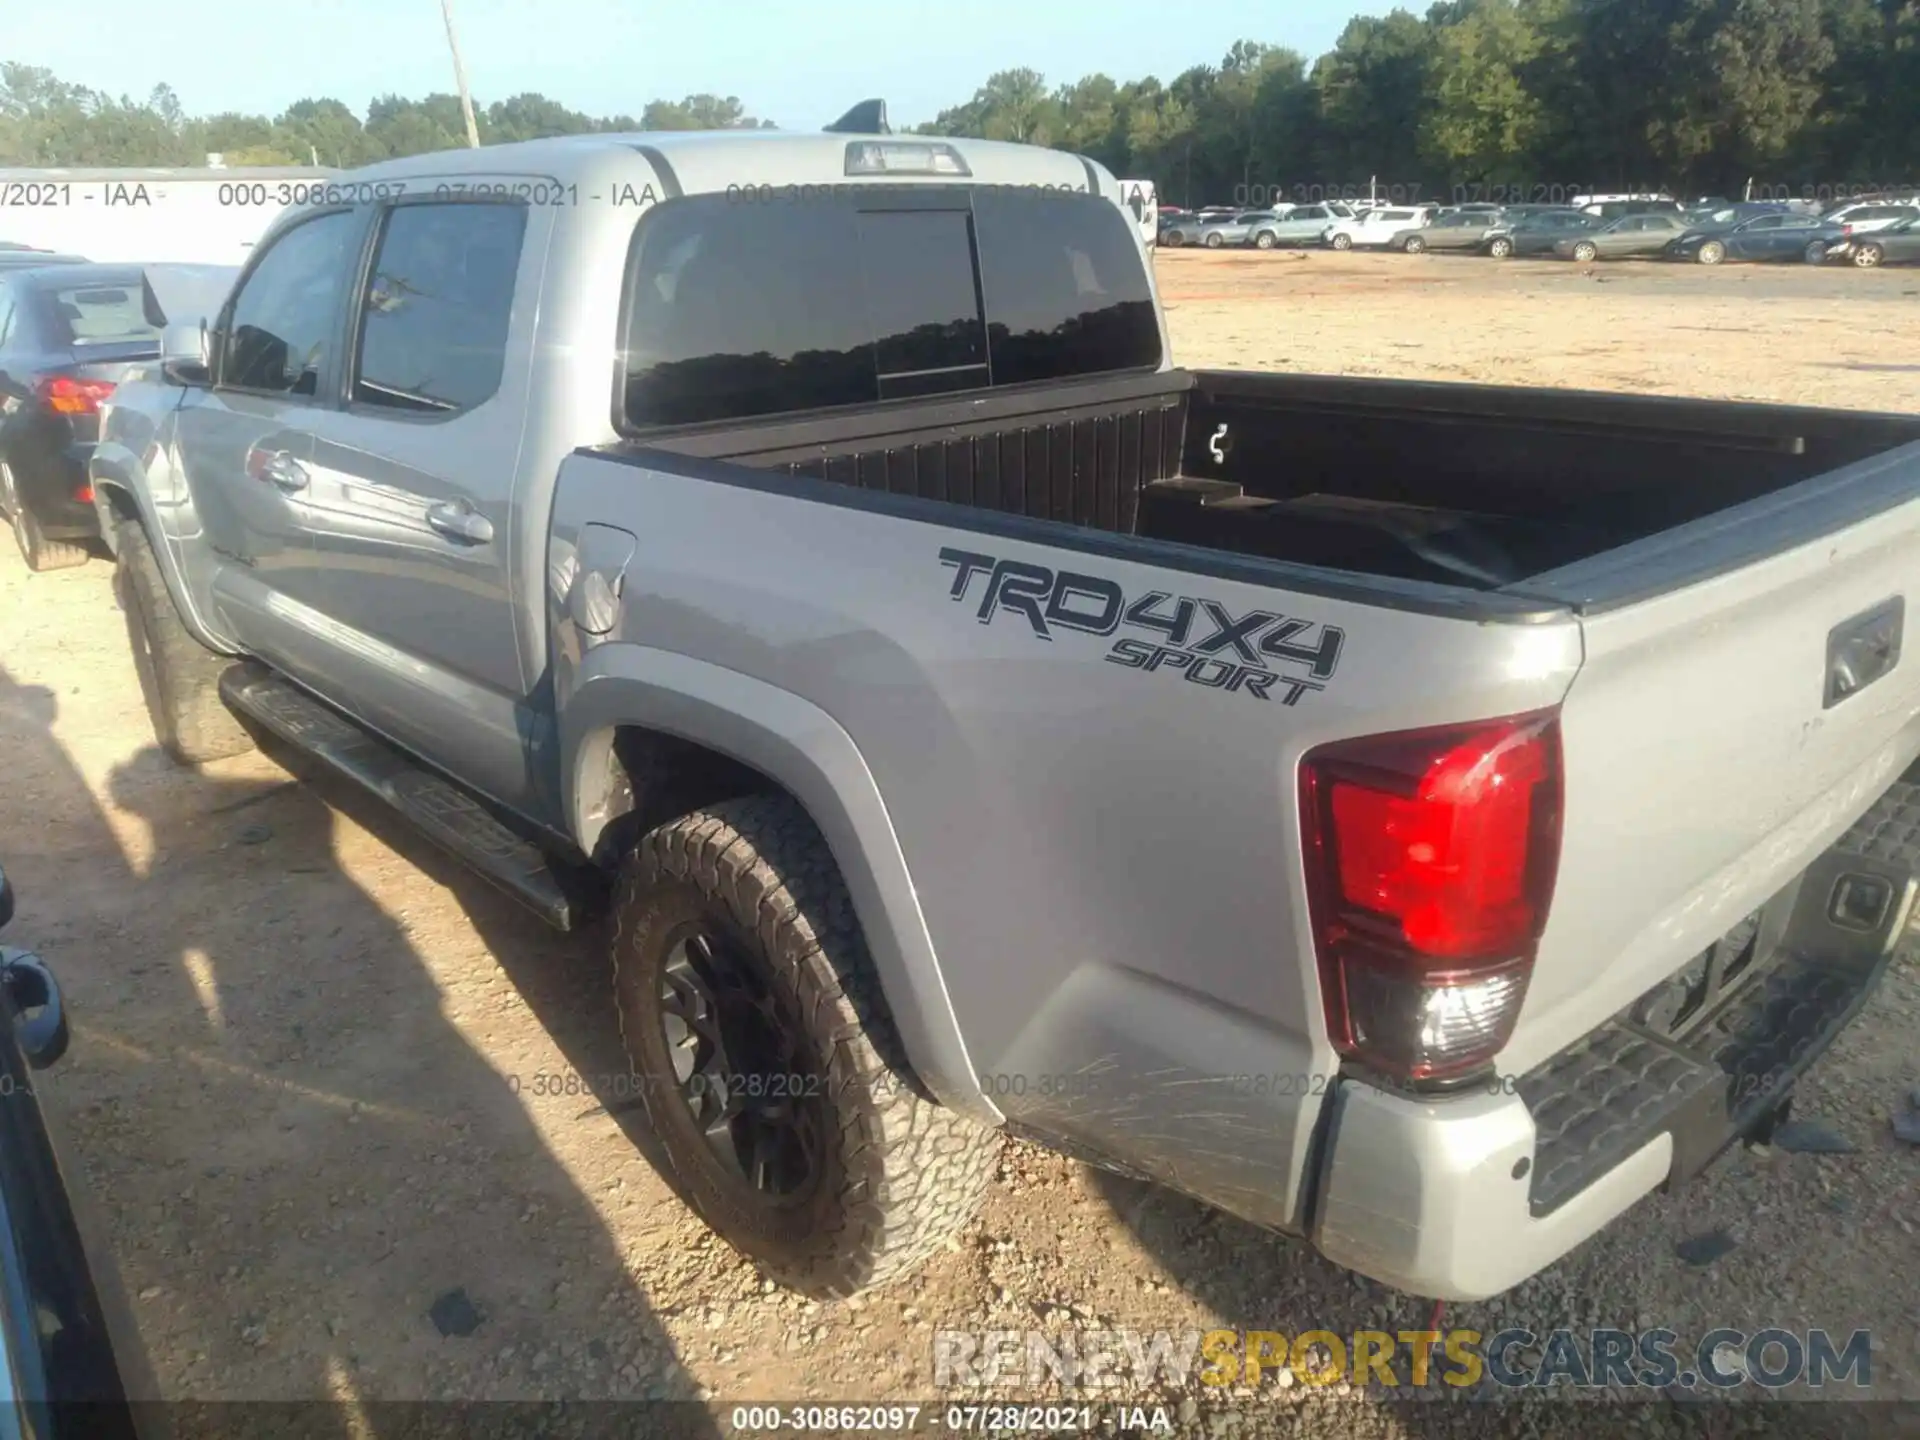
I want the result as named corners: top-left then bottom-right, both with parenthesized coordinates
top-left (440, 0), bottom-right (482, 148)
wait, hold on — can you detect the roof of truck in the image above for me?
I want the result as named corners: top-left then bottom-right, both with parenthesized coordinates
top-left (344, 129), bottom-right (1112, 198)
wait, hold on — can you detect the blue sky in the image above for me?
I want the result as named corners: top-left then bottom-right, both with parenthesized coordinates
top-left (9, 0), bottom-right (1386, 130)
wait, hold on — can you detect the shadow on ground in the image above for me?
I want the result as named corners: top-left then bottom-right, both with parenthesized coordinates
top-left (0, 665), bottom-right (717, 1439)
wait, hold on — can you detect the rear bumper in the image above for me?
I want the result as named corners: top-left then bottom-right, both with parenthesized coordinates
top-left (1310, 780), bottom-right (1917, 1300)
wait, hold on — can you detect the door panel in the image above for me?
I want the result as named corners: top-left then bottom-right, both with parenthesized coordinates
top-left (187, 206), bottom-right (365, 669)
top-left (286, 195), bottom-right (545, 813)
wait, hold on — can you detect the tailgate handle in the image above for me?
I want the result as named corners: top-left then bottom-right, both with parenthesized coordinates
top-left (1825, 596), bottom-right (1903, 709)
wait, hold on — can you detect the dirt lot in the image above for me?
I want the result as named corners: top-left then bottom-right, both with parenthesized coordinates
top-left (1, 249), bottom-right (1916, 1436)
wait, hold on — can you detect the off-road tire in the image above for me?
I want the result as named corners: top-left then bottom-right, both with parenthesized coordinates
top-left (612, 795), bottom-right (998, 1297)
top-left (1, 464), bottom-right (87, 572)
top-left (113, 517), bottom-right (253, 765)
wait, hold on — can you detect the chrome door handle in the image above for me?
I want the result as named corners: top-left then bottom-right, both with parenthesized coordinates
top-left (425, 500), bottom-right (494, 545)
top-left (261, 453), bottom-right (308, 492)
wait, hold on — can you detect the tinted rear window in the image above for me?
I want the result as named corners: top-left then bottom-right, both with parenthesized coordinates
top-left (620, 188), bottom-right (1160, 430)
top-left (45, 278), bottom-right (161, 346)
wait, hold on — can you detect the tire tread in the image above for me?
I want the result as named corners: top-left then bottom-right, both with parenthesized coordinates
top-left (612, 794), bottom-right (997, 1297)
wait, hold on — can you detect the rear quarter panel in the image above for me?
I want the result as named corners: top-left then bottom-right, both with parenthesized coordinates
top-left (549, 453), bottom-right (1581, 1230)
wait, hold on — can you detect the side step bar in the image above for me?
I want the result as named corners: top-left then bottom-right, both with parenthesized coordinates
top-left (218, 666), bottom-right (577, 931)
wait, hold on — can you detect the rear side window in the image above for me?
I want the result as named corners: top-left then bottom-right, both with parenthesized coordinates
top-left (221, 210), bottom-right (360, 396)
top-left (353, 201), bottom-right (527, 415)
top-left (620, 188), bottom-right (1160, 430)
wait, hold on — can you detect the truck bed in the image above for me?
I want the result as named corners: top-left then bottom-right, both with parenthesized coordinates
top-left (627, 368), bottom-right (1920, 602)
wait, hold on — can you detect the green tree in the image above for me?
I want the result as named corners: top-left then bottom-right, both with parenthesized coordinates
top-left (1423, 0), bottom-right (1549, 181)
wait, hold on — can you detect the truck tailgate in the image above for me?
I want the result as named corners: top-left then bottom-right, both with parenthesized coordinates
top-left (1507, 449), bottom-right (1920, 1071)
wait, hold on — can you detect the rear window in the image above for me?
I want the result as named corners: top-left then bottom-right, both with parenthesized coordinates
top-left (619, 188), bottom-right (1161, 430)
top-left (46, 280), bottom-right (161, 346)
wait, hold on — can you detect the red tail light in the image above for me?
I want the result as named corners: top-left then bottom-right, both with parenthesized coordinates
top-left (35, 375), bottom-right (117, 416)
top-left (1842, 224), bottom-right (1854, 235)
top-left (1300, 710), bottom-right (1563, 1081)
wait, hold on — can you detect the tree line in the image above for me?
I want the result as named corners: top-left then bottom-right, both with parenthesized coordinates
top-left (920, 0), bottom-right (1920, 204)
top-left (4, 0), bottom-right (1916, 203)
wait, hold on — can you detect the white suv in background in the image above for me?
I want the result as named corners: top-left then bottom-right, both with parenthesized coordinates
top-left (1827, 201), bottom-right (1920, 237)
top-left (1326, 206), bottom-right (1433, 250)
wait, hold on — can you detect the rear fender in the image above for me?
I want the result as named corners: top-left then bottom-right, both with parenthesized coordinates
top-left (560, 642), bottom-right (1000, 1126)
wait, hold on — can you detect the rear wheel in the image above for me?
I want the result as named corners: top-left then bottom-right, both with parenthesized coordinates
top-left (1487, 237), bottom-right (1513, 259)
top-left (1698, 240), bottom-right (1726, 266)
top-left (1330, 232), bottom-right (1353, 252)
top-left (1803, 239), bottom-right (1830, 265)
top-left (114, 517), bottom-right (254, 765)
top-left (1572, 241), bottom-right (1598, 263)
top-left (1204, 232), bottom-right (1224, 249)
top-left (1853, 243), bottom-right (1884, 268)
top-left (1253, 231), bottom-right (1276, 250)
top-left (1, 463), bottom-right (88, 573)
top-left (1403, 235), bottom-right (1427, 255)
top-left (613, 795), bottom-right (998, 1297)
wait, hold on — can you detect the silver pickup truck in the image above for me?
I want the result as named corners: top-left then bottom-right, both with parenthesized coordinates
top-left (90, 108), bottom-right (1920, 1304)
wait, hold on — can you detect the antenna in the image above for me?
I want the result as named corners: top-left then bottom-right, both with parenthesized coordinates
top-left (825, 100), bottom-right (890, 135)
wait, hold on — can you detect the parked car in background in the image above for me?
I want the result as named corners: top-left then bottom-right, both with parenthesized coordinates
top-left (1554, 212), bottom-right (1689, 261)
top-left (0, 262), bottom-right (237, 570)
top-left (1680, 201), bottom-right (1791, 228)
top-left (0, 248), bottom-right (88, 272)
top-left (1326, 206), bottom-right (1431, 250)
top-left (1826, 202), bottom-right (1920, 238)
top-left (1397, 208), bottom-right (1509, 253)
top-left (1246, 204), bottom-right (1344, 248)
top-left (1162, 211), bottom-right (1264, 247)
top-left (1828, 215), bottom-right (1920, 268)
top-left (1665, 212), bottom-right (1845, 265)
top-left (1579, 197), bottom-right (1684, 222)
top-left (1479, 209), bottom-right (1603, 258)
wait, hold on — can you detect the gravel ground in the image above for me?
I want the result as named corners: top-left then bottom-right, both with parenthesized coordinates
top-left (0, 248), bottom-right (1915, 1438)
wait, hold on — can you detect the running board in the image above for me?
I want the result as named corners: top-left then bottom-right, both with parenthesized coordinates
top-left (218, 666), bottom-right (577, 930)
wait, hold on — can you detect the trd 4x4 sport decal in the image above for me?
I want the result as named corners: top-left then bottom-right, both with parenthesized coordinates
top-left (939, 547), bottom-right (1344, 706)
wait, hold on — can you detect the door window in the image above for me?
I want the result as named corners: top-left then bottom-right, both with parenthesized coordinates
top-left (219, 210), bottom-right (360, 396)
top-left (353, 201), bottom-right (527, 415)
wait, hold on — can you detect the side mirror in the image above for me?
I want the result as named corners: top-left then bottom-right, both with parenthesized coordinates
top-left (160, 319), bottom-right (211, 387)
top-left (0, 864), bottom-right (12, 931)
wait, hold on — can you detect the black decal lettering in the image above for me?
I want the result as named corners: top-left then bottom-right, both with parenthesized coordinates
top-left (939, 547), bottom-right (997, 602)
top-left (1046, 572), bottom-right (1124, 635)
top-left (1193, 600), bottom-right (1279, 663)
top-left (1105, 638), bottom-right (1155, 669)
top-left (1260, 618), bottom-right (1346, 680)
top-left (1186, 658), bottom-right (1237, 689)
top-left (979, 560), bottom-right (1055, 638)
top-left (1144, 647), bottom-right (1195, 673)
top-left (1240, 670), bottom-right (1278, 700)
top-left (1123, 591), bottom-right (1195, 647)
top-left (1278, 678), bottom-right (1323, 706)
